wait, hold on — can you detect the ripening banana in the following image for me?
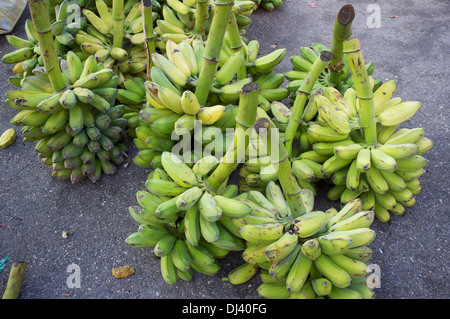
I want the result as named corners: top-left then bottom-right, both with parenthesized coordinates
top-left (160, 151), bottom-right (198, 188)
top-left (5, 48), bottom-right (127, 183)
top-left (222, 262), bottom-right (260, 285)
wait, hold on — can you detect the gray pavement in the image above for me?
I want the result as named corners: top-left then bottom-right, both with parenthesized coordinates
top-left (0, 0), bottom-right (449, 299)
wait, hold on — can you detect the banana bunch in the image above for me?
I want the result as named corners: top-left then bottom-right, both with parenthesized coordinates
top-left (257, 0), bottom-right (284, 12)
top-left (153, 3), bottom-right (200, 48)
top-left (75, 27), bottom-right (150, 83)
top-left (3, 20), bottom-right (44, 87)
top-left (235, 107), bottom-right (318, 194)
top-left (143, 39), bottom-right (243, 117)
top-left (131, 108), bottom-right (180, 168)
top-left (130, 37), bottom-right (243, 168)
top-left (324, 126), bottom-right (432, 222)
top-left (239, 153), bottom-right (318, 196)
top-left (154, 0), bottom-right (255, 50)
top-left (51, 0), bottom-right (88, 49)
top-left (112, 76), bottom-right (149, 138)
top-left (6, 51), bottom-right (130, 183)
top-left (134, 111), bottom-right (235, 168)
top-left (294, 82), bottom-right (432, 221)
top-left (132, 94), bottom-right (234, 169)
top-left (76, 0), bottom-right (154, 66)
top-left (238, 41), bottom-right (290, 105)
top-left (286, 44), bottom-right (379, 105)
top-left (229, 0), bottom-right (257, 34)
top-left (147, 35), bottom-right (289, 111)
top-left (116, 44), bottom-right (150, 80)
top-left (2, 0), bottom-right (88, 85)
top-left (221, 191), bottom-right (376, 299)
top-left (126, 152), bottom-right (254, 284)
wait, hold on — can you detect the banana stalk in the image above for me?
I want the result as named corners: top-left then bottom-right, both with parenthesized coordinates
top-left (343, 38), bottom-right (377, 145)
top-left (142, 0), bottom-right (156, 77)
top-left (192, 0), bottom-right (210, 38)
top-left (328, 4), bottom-right (355, 91)
top-left (195, 0), bottom-right (234, 105)
top-left (205, 82), bottom-right (259, 191)
top-left (112, 0), bottom-right (125, 48)
top-left (2, 262), bottom-right (26, 299)
top-left (28, 0), bottom-right (67, 92)
top-left (226, 13), bottom-right (243, 54)
top-left (254, 117), bottom-right (307, 218)
top-left (226, 12), bottom-right (246, 80)
top-left (284, 50), bottom-right (334, 156)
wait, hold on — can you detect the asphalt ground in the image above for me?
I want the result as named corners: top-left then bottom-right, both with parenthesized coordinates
top-left (0, 0), bottom-right (449, 301)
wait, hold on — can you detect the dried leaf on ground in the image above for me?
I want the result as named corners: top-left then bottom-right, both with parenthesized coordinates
top-left (112, 265), bottom-right (135, 279)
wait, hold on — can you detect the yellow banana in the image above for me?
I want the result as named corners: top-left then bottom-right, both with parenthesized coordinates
top-left (166, 40), bottom-right (192, 78)
top-left (180, 90), bottom-right (201, 115)
top-left (178, 40), bottom-right (198, 76)
top-left (197, 105), bottom-right (227, 125)
top-left (152, 52), bottom-right (189, 87)
top-left (377, 101), bottom-right (421, 126)
top-left (377, 143), bottom-right (419, 160)
top-left (373, 80), bottom-right (396, 115)
top-left (328, 210), bottom-right (375, 232)
top-left (158, 85), bottom-right (184, 114)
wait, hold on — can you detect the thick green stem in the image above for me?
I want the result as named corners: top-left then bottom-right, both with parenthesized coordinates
top-left (284, 51), bottom-right (334, 156)
top-left (328, 4), bottom-right (355, 91)
top-left (226, 13), bottom-right (247, 80)
top-left (2, 262), bottom-right (26, 299)
top-left (28, 0), bottom-right (67, 92)
top-left (254, 115), bottom-right (306, 218)
top-left (205, 82), bottom-right (259, 192)
top-left (142, 0), bottom-right (156, 78)
top-left (194, 0), bottom-right (234, 106)
top-left (112, 0), bottom-right (125, 48)
top-left (44, 0), bottom-right (51, 20)
top-left (343, 38), bottom-right (377, 145)
top-left (226, 14), bottom-right (243, 53)
top-left (192, 0), bottom-right (209, 38)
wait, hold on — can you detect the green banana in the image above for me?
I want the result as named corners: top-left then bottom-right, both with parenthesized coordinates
top-left (213, 195), bottom-right (252, 217)
top-left (171, 239), bottom-right (192, 272)
top-left (154, 233), bottom-right (177, 257)
top-left (161, 151), bottom-right (198, 188)
top-left (293, 210), bottom-right (327, 238)
top-left (239, 222), bottom-right (285, 244)
top-left (222, 262), bottom-right (260, 285)
top-left (285, 251), bottom-right (313, 293)
top-left (314, 254), bottom-right (352, 288)
top-left (264, 230), bottom-right (299, 263)
top-left (198, 191), bottom-right (223, 222)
